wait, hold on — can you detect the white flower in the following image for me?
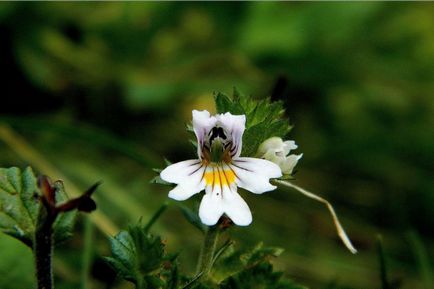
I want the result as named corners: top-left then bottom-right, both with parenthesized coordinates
top-left (160, 110), bottom-right (282, 226)
top-left (257, 137), bottom-right (302, 175)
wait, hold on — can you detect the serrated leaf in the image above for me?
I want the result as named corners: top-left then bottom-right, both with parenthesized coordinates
top-left (51, 181), bottom-right (77, 244)
top-left (105, 223), bottom-right (169, 287)
top-left (220, 262), bottom-right (308, 289)
top-left (212, 242), bottom-right (285, 282)
top-left (215, 92), bottom-right (237, 114)
top-left (214, 89), bottom-right (292, 157)
top-left (0, 167), bottom-right (40, 246)
top-left (0, 167), bottom-right (77, 247)
top-left (165, 262), bottom-right (179, 289)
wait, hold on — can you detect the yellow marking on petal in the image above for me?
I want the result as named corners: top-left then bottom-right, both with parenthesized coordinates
top-left (224, 169), bottom-right (236, 185)
top-left (203, 163), bottom-right (236, 187)
top-left (219, 168), bottom-right (228, 187)
top-left (204, 171), bottom-right (214, 186)
top-left (213, 168), bottom-right (220, 186)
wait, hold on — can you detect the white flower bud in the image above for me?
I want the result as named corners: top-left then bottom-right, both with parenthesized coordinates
top-left (257, 137), bottom-right (302, 175)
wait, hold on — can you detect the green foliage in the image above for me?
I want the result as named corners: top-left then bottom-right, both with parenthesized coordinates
top-left (104, 220), bottom-right (178, 289)
top-left (0, 2), bottom-right (432, 289)
top-left (0, 167), bottom-right (39, 246)
top-left (220, 263), bottom-right (307, 289)
top-left (211, 242), bottom-right (307, 289)
top-left (215, 89), bottom-right (292, 157)
top-left (0, 167), bottom-right (76, 247)
top-left (51, 181), bottom-right (77, 244)
top-left (212, 242), bottom-right (284, 282)
top-left (104, 208), bottom-right (308, 289)
top-left (150, 168), bottom-right (172, 186)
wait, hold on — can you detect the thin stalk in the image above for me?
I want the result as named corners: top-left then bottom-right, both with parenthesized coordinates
top-left (81, 217), bottom-right (94, 289)
top-left (407, 231), bottom-right (433, 289)
top-left (34, 205), bottom-right (56, 289)
top-left (136, 277), bottom-right (146, 289)
top-left (376, 235), bottom-right (390, 289)
top-left (274, 179), bottom-right (357, 254)
top-left (196, 225), bottom-right (220, 279)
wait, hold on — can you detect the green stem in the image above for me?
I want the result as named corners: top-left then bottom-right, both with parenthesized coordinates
top-left (196, 225), bottom-right (220, 279)
top-left (34, 206), bottom-right (55, 289)
top-left (81, 217), bottom-right (94, 289)
top-left (136, 277), bottom-right (146, 289)
top-left (376, 235), bottom-right (390, 289)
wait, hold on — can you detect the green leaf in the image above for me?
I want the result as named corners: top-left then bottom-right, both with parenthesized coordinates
top-left (214, 89), bottom-right (292, 157)
top-left (215, 92), bottom-right (245, 115)
top-left (220, 262), bottom-right (307, 289)
top-left (150, 175), bottom-right (172, 186)
top-left (212, 242), bottom-right (285, 283)
top-left (51, 181), bottom-right (77, 244)
top-left (0, 167), bottom-right (40, 247)
top-left (164, 261), bottom-right (179, 289)
top-left (104, 223), bottom-right (171, 287)
top-left (0, 167), bottom-right (77, 247)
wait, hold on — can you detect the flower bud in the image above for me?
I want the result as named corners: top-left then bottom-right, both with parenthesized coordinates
top-left (257, 137), bottom-right (302, 175)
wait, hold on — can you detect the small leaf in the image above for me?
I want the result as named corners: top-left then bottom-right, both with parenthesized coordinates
top-left (0, 167), bottom-right (40, 247)
top-left (214, 89), bottom-right (292, 157)
top-left (0, 167), bottom-right (78, 247)
top-left (150, 175), bottom-right (172, 186)
top-left (220, 262), bottom-right (307, 289)
top-left (104, 223), bottom-right (170, 287)
top-left (212, 242), bottom-right (285, 282)
top-left (51, 180), bottom-right (77, 244)
top-left (215, 92), bottom-right (235, 114)
top-left (164, 261), bottom-right (179, 289)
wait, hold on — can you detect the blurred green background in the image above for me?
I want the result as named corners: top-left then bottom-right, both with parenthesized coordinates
top-left (0, 2), bottom-right (433, 289)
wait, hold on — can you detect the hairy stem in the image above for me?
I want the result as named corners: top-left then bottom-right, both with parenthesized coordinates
top-left (34, 210), bottom-right (55, 289)
top-left (196, 225), bottom-right (220, 279)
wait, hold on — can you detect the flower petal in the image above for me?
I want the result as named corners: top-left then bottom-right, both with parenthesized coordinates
top-left (216, 112), bottom-right (246, 158)
top-left (256, 137), bottom-right (283, 157)
top-left (199, 192), bottom-right (224, 225)
top-left (221, 189), bottom-right (252, 226)
top-left (160, 159), bottom-right (201, 183)
top-left (283, 140), bottom-right (298, 155)
top-left (200, 176), bottom-right (252, 226)
top-left (192, 110), bottom-right (217, 159)
top-left (230, 157), bottom-right (282, 194)
top-left (160, 159), bottom-right (206, 201)
top-left (281, 153), bottom-right (303, 175)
